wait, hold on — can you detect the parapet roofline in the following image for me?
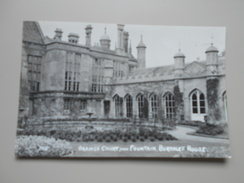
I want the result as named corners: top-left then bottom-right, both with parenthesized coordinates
top-left (45, 39), bottom-right (135, 59)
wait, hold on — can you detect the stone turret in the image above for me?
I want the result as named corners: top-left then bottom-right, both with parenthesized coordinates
top-left (174, 49), bottom-right (185, 77)
top-left (205, 43), bottom-right (219, 76)
top-left (136, 35), bottom-right (146, 68)
top-left (205, 43), bottom-right (221, 124)
top-left (100, 28), bottom-right (111, 49)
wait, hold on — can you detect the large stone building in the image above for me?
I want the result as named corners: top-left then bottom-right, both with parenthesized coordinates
top-left (19, 21), bottom-right (228, 126)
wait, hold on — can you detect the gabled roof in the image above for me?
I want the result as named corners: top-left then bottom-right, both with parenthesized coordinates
top-left (23, 21), bottom-right (45, 44)
top-left (125, 58), bottom-right (226, 80)
top-left (128, 64), bottom-right (174, 77)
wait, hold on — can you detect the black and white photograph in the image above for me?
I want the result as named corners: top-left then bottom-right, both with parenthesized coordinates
top-left (15, 21), bottom-right (230, 158)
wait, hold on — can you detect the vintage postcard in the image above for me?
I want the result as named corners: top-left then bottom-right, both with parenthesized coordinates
top-left (15, 21), bottom-right (230, 158)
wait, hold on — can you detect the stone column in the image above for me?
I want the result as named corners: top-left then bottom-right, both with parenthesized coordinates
top-left (206, 77), bottom-right (221, 124)
top-left (111, 99), bottom-right (115, 118)
top-left (92, 99), bottom-right (96, 116)
top-left (100, 100), bottom-right (104, 118)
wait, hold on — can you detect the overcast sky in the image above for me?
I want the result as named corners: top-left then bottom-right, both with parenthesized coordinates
top-left (39, 21), bottom-right (226, 68)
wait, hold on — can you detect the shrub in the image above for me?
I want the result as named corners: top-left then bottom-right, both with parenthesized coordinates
top-left (122, 136), bottom-right (128, 142)
top-left (82, 134), bottom-right (90, 142)
top-left (149, 137), bottom-right (155, 141)
top-left (196, 123), bottom-right (224, 136)
top-left (97, 136), bottom-right (103, 142)
top-left (50, 130), bottom-right (56, 136)
top-left (105, 136), bottom-right (111, 142)
top-left (178, 120), bottom-right (204, 127)
top-left (15, 135), bottom-right (73, 157)
top-left (139, 136), bottom-right (145, 142)
top-left (130, 135), bottom-right (136, 142)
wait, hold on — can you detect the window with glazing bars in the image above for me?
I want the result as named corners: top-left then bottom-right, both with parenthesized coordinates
top-left (113, 60), bottom-right (124, 77)
top-left (65, 52), bottom-right (80, 91)
top-left (138, 94), bottom-right (144, 119)
top-left (126, 95), bottom-right (133, 118)
top-left (164, 93), bottom-right (175, 119)
top-left (150, 94), bottom-right (159, 119)
top-left (64, 98), bottom-right (72, 111)
top-left (191, 90), bottom-right (206, 114)
top-left (27, 55), bottom-right (42, 91)
top-left (114, 95), bottom-right (122, 117)
top-left (80, 99), bottom-right (87, 111)
top-left (91, 58), bottom-right (104, 92)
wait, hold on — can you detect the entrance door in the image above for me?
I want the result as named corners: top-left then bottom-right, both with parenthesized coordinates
top-left (190, 90), bottom-right (206, 122)
top-left (104, 101), bottom-right (110, 118)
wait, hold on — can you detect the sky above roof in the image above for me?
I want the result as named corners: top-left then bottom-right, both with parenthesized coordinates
top-left (39, 21), bottom-right (226, 68)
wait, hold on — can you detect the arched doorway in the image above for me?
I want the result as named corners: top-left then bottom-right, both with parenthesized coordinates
top-left (190, 89), bottom-right (206, 122)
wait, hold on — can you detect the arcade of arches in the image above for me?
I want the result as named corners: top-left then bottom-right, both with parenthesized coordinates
top-left (112, 89), bottom-right (227, 123)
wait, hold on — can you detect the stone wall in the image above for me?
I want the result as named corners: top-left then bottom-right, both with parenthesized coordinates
top-left (42, 49), bottom-right (66, 91)
top-left (30, 91), bottom-right (105, 119)
top-left (18, 22), bottom-right (45, 124)
top-left (107, 80), bottom-right (175, 120)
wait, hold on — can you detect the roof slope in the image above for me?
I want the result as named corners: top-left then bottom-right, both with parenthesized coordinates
top-left (23, 21), bottom-right (44, 44)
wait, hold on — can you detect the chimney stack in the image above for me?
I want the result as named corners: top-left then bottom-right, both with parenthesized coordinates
top-left (85, 25), bottom-right (92, 46)
top-left (68, 33), bottom-right (79, 44)
top-left (54, 28), bottom-right (63, 40)
top-left (117, 24), bottom-right (124, 52)
top-left (123, 31), bottom-right (129, 52)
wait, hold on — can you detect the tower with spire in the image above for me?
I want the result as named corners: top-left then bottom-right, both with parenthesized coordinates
top-left (100, 27), bottom-right (111, 49)
top-left (136, 35), bottom-right (146, 68)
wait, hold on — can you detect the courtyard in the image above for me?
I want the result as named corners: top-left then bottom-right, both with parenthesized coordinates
top-left (70, 126), bottom-right (230, 158)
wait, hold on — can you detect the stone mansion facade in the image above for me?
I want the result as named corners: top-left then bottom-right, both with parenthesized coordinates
top-left (19, 21), bottom-right (228, 125)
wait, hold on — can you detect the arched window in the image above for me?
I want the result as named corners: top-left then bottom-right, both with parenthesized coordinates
top-left (137, 94), bottom-right (148, 119)
top-left (190, 90), bottom-right (206, 114)
top-left (114, 95), bottom-right (122, 117)
top-left (164, 93), bottom-right (175, 119)
top-left (125, 94), bottom-right (133, 118)
top-left (150, 94), bottom-right (159, 119)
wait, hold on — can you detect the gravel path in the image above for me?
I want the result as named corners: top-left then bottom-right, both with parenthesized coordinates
top-left (167, 126), bottom-right (230, 144)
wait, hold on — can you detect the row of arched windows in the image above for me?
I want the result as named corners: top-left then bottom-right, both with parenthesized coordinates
top-left (113, 89), bottom-right (227, 121)
top-left (113, 92), bottom-right (176, 119)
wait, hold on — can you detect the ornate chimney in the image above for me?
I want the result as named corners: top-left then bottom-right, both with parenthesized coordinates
top-left (68, 33), bottom-right (79, 44)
